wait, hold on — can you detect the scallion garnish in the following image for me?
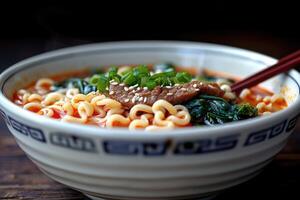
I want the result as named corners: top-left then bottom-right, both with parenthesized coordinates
top-left (89, 63), bottom-right (194, 92)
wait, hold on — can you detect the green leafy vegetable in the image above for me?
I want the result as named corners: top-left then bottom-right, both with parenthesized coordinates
top-left (96, 75), bottom-right (109, 93)
top-left (150, 70), bottom-right (176, 80)
top-left (232, 103), bottom-right (258, 120)
top-left (52, 78), bottom-right (97, 94)
top-left (83, 85), bottom-right (97, 94)
top-left (121, 72), bottom-right (137, 86)
top-left (88, 63), bottom-right (193, 92)
top-left (140, 77), bottom-right (156, 90)
top-left (176, 72), bottom-right (192, 83)
top-left (144, 80), bottom-right (157, 90)
top-left (90, 75), bottom-right (101, 85)
top-left (184, 95), bottom-right (258, 126)
top-left (132, 65), bottom-right (150, 79)
top-left (107, 66), bottom-right (121, 82)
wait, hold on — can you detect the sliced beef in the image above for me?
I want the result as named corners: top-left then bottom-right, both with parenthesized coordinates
top-left (109, 81), bottom-right (225, 109)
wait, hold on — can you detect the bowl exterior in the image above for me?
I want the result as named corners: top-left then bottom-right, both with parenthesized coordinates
top-left (2, 109), bottom-right (297, 199)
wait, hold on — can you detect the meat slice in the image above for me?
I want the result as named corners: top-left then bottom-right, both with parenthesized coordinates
top-left (109, 81), bottom-right (225, 108)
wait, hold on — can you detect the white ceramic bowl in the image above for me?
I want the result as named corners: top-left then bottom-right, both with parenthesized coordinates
top-left (0, 41), bottom-right (300, 200)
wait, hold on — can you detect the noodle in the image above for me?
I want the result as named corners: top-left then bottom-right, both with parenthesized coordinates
top-left (13, 64), bottom-right (288, 130)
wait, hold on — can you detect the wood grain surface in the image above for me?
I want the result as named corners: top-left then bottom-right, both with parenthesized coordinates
top-left (1, 118), bottom-right (300, 199)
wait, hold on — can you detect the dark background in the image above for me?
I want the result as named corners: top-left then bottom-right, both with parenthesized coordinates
top-left (0, 2), bottom-right (299, 72)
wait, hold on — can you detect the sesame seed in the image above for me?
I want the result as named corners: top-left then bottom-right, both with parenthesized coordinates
top-left (137, 87), bottom-right (141, 90)
top-left (200, 82), bottom-right (203, 86)
top-left (132, 90), bottom-right (136, 93)
top-left (120, 83), bottom-right (125, 86)
top-left (132, 98), bottom-right (136, 103)
top-left (181, 88), bottom-right (187, 91)
top-left (124, 98), bottom-right (129, 103)
top-left (167, 93), bottom-right (173, 96)
top-left (193, 84), bottom-right (197, 88)
top-left (109, 80), bottom-right (114, 83)
top-left (174, 84), bottom-right (179, 86)
top-left (111, 82), bottom-right (118, 85)
top-left (133, 84), bottom-right (138, 88)
top-left (144, 97), bottom-right (147, 103)
top-left (139, 97), bottom-right (144, 101)
top-left (208, 85), bottom-right (214, 89)
top-left (166, 86), bottom-right (172, 89)
top-left (220, 84), bottom-right (231, 92)
top-left (124, 87), bottom-right (129, 91)
top-left (129, 85), bottom-right (138, 90)
top-left (109, 91), bottom-right (114, 95)
top-left (143, 87), bottom-right (148, 90)
top-left (195, 88), bottom-right (200, 91)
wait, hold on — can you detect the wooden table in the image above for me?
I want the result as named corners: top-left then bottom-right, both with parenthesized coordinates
top-left (1, 118), bottom-right (300, 200)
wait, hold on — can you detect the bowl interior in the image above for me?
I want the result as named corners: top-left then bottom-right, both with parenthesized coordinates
top-left (2, 42), bottom-right (299, 106)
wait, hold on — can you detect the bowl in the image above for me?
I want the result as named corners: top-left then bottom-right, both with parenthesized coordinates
top-left (0, 41), bottom-right (300, 200)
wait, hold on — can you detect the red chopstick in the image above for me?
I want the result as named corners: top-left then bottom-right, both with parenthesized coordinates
top-left (231, 50), bottom-right (300, 93)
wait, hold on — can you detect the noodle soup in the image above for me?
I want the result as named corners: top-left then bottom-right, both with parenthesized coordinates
top-left (13, 63), bottom-right (287, 130)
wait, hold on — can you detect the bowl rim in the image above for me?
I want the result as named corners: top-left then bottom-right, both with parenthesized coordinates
top-left (0, 40), bottom-right (299, 138)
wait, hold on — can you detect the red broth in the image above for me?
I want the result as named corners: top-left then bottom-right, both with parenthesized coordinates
top-left (13, 66), bottom-right (288, 129)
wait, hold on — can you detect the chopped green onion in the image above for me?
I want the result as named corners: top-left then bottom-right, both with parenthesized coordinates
top-left (140, 77), bottom-right (149, 86)
top-left (176, 72), bottom-right (192, 83)
top-left (89, 75), bottom-right (101, 85)
top-left (119, 67), bottom-right (132, 76)
top-left (96, 74), bottom-right (109, 92)
top-left (107, 66), bottom-right (121, 82)
top-left (88, 63), bottom-right (194, 92)
top-left (133, 65), bottom-right (150, 78)
top-left (145, 80), bottom-right (157, 90)
top-left (150, 71), bottom-right (176, 80)
top-left (170, 77), bottom-right (180, 84)
top-left (154, 76), bottom-right (173, 86)
top-left (122, 72), bottom-right (137, 86)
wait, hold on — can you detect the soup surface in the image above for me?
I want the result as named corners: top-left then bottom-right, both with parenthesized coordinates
top-left (13, 64), bottom-right (287, 130)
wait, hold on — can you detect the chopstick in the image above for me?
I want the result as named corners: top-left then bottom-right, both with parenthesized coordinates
top-left (231, 50), bottom-right (300, 93)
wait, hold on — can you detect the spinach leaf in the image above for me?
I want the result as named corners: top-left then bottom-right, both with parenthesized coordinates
top-left (52, 78), bottom-right (97, 94)
top-left (184, 95), bottom-right (258, 126)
